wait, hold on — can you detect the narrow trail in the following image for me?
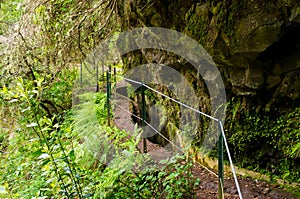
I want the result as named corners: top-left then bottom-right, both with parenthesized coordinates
top-left (111, 80), bottom-right (297, 199)
top-left (112, 80), bottom-right (174, 162)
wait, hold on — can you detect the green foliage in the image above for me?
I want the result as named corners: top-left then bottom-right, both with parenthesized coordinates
top-left (0, 0), bottom-right (23, 34)
top-left (226, 99), bottom-right (300, 182)
top-left (0, 138), bottom-right (49, 198)
top-left (95, 92), bottom-right (112, 124)
top-left (1, 0), bottom-right (201, 198)
top-left (1, 86), bottom-right (115, 198)
top-left (104, 155), bottom-right (200, 199)
top-left (0, 75), bottom-right (84, 197)
top-left (0, 0), bottom-right (118, 92)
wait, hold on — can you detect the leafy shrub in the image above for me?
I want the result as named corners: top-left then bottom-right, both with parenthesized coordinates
top-left (103, 156), bottom-right (200, 199)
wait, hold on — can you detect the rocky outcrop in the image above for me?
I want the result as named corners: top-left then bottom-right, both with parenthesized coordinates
top-left (115, 1), bottom-right (300, 153)
top-left (115, 1), bottom-right (300, 180)
top-left (117, 0), bottom-right (300, 114)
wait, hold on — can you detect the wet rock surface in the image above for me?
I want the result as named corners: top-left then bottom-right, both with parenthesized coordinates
top-left (117, 0), bottom-right (300, 113)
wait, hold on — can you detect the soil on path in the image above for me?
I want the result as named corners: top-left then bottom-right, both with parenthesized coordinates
top-left (112, 81), bottom-right (298, 199)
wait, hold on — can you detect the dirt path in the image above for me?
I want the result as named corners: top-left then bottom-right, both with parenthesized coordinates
top-left (112, 81), bottom-right (298, 199)
top-left (112, 80), bottom-right (174, 162)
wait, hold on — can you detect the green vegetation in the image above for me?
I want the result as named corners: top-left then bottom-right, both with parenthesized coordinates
top-left (1, 0), bottom-right (300, 198)
top-left (0, 86), bottom-right (200, 198)
top-left (0, 0), bottom-right (200, 197)
top-left (226, 99), bottom-right (300, 183)
top-left (0, 0), bottom-right (23, 34)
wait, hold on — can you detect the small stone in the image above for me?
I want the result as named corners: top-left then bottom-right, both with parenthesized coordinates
top-left (263, 187), bottom-right (270, 194)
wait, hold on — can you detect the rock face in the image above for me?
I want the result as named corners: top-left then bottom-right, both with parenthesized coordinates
top-left (117, 0), bottom-right (300, 113)
top-left (116, 0), bottom-right (300, 146)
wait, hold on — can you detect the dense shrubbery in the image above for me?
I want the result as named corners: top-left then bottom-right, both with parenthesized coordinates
top-left (0, 87), bottom-right (200, 198)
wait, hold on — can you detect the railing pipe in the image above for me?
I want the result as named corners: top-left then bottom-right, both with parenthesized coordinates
top-left (141, 84), bottom-right (147, 153)
top-left (106, 69), bottom-right (111, 126)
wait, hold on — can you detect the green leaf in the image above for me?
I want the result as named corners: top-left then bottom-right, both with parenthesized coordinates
top-left (291, 142), bottom-right (300, 157)
top-left (69, 150), bottom-right (75, 161)
top-left (32, 149), bottom-right (43, 157)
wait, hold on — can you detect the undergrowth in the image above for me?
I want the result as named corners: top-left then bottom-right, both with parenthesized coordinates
top-left (0, 88), bottom-right (200, 198)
